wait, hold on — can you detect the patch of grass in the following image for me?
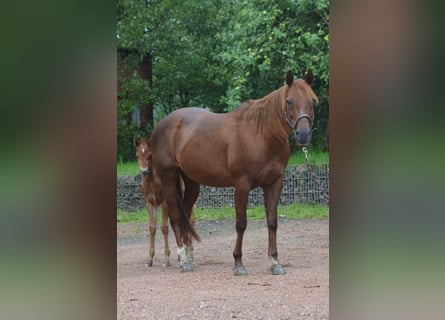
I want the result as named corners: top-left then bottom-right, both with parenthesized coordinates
top-left (288, 149), bottom-right (329, 167)
top-left (197, 203), bottom-right (328, 220)
top-left (117, 208), bottom-right (147, 223)
top-left (117, 203), bottom-right (328, 224)
top-left (117, 161), bottom-right (139, 176)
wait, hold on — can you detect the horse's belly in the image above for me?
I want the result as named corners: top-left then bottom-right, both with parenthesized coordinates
top-left (180, 161), bottom-right (233, 188)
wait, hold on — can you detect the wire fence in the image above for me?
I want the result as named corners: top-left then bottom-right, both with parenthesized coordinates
top-left (117, 164), bottom-right (329, 211)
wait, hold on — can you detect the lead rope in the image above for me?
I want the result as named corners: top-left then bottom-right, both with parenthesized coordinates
top-left (302, 147), bottom-right (330, 204)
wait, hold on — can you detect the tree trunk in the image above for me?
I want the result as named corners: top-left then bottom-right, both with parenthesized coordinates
top-left (138, 54), bottom-right (153, 132)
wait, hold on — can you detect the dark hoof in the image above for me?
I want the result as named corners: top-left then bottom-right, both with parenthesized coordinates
top-left (271, 265), bottom-right (286, 275)
top-left (233, 266), bottom-right (248, 276)
top-left (146, 260), bottom-right (153, 267)
top-left (180, 263), bottom-right (193, 272)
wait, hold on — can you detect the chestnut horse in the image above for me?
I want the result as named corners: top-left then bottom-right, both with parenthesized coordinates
top-left (134, 138), bottom-right (196, 267)
top-left (149, 70), bottom-right (318, 275)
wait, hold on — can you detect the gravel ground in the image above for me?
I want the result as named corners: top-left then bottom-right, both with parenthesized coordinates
top-left (117, 218), bottom-right (329, 319)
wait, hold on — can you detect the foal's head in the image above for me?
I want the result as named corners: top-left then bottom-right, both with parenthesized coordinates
top-left (283, 69), bottom-right (319, 146)
top-left (134, 138), bottom-right (151, 176)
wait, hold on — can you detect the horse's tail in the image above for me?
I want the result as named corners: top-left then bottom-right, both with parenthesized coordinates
top-left (176, 180), bottom-right (201, 244)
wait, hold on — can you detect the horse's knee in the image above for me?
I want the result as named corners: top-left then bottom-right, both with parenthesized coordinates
top-left (149, 226), bottom-right (156, 237)
top-left (267, 218), bottom-right (278, 231)
top-left (161, 225), bottom-right (168, 236)
top-left (236, 220), bottom-right (247, 233)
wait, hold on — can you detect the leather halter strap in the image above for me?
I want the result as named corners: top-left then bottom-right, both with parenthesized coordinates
top-left (282, 110), bottom-right (313, 130)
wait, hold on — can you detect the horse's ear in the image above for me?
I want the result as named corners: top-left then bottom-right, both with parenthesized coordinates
top-left (286, 70), bottom-right (294, 87)
top-left (305, 69), bottom-right (314, 85)
top-left (146, 137), bottom-right (151, 145)
top-left (134, 137), bottom-right (140, 147)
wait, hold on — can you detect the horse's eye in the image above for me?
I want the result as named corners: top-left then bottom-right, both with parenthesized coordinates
top-left (286, 99), bottom-right (293, 108)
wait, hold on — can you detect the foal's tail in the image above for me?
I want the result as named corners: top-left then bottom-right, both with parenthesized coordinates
top-left (176, 180), bottom-right (201, 244)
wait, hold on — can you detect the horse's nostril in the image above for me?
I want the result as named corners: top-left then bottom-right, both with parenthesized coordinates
top-left (296, 130), bottom-right (299, 136)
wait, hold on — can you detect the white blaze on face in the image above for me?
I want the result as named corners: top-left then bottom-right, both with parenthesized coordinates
top-left (139, 147), bottom-right (148, 171)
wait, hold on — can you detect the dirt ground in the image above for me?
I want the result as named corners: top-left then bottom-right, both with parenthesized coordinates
top-left (117, 218), bottom-right (329, 319)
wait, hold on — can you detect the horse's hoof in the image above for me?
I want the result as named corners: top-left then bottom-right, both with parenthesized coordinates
top-left (271, 265), bottom-right (286, 275)
top-left (233, 266), bottom-right (248, 276)
top-left (146, 260), bottom-right (153, 267)
top-left (180, 263), bottom-right (193, 272)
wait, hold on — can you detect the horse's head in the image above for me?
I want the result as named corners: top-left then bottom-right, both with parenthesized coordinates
top-left (134, 138), bottom-right (152, 176)
top-left (283, 69), bottom-right (319, 146)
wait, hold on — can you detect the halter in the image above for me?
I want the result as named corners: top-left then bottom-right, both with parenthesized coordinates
top-left (282, 109), bottom-right (313, 131)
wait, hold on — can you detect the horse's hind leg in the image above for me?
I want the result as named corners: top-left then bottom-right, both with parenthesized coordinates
top-left (263, 178), bottom-right (286, 275)
top-left (163, 172), bottom-right (193, 272)
top-left (146, 202), bottom-right (157, 267)
top-left (181, 174), bottom-right (199, 262)
top-left (187, 206), bottom-right (196, 262)
top-left (160, 202), bottom-right (171, 266)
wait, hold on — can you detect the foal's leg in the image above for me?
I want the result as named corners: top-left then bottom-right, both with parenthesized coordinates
top-left (146, 201), bottom-right (157, 267)
top-left (263, 177), bottom-right (286, 275)
top-left (233, 185), bottom-right (249, 276)
top-left (160, 202), bottom-right (171, 266)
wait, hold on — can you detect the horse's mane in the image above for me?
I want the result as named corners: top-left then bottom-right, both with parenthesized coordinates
top-left (232, 86), bottom-right (288, 140)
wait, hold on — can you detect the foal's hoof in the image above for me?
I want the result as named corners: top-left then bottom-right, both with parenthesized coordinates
top-left (233, 266), bottom-right (248, 276)
top-left (271, 265), bottom-right (286, 275)
top-left (146, 260), bottom-right (153, 267)
top-left (180, 263), bottom-right (193, 272)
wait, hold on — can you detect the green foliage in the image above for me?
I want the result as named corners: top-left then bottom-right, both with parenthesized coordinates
top-left (117, 0), bottom-right (329, 159)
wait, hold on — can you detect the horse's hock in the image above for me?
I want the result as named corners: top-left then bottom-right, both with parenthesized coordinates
top-left (117, 164), bottom-right (329, 211)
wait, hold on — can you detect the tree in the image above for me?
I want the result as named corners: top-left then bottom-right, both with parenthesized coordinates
top-left (117, 0), bottom-right (329, 160)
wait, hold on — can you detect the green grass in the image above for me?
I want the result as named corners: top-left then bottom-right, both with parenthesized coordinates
top-left (117, 161), bottom-right (139, 176)
top-left (117, 208), bottom-right (148, 223)
top-left (117, 203), bottom-right (328, 224)
top-left (288, 148), bottom-right (329, 166)
top-left (117, 150), bottom-right (328, 176)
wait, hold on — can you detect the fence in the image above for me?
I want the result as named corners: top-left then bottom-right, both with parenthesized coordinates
top-left (117, 164), bottom-right (329, 211)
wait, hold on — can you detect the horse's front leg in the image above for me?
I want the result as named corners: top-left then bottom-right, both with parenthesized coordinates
top-left (160, 202), bottom-right (171, 266)
top-left (263, 177), bottom-right (286, 275)
top-left (233, 185), bottom-right (249, 276)
top-left (146, 202), bottom-right (157, 267)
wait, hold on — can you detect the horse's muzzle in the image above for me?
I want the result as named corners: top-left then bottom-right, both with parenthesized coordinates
top-left (294, 127), bottom-right (312, 146)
